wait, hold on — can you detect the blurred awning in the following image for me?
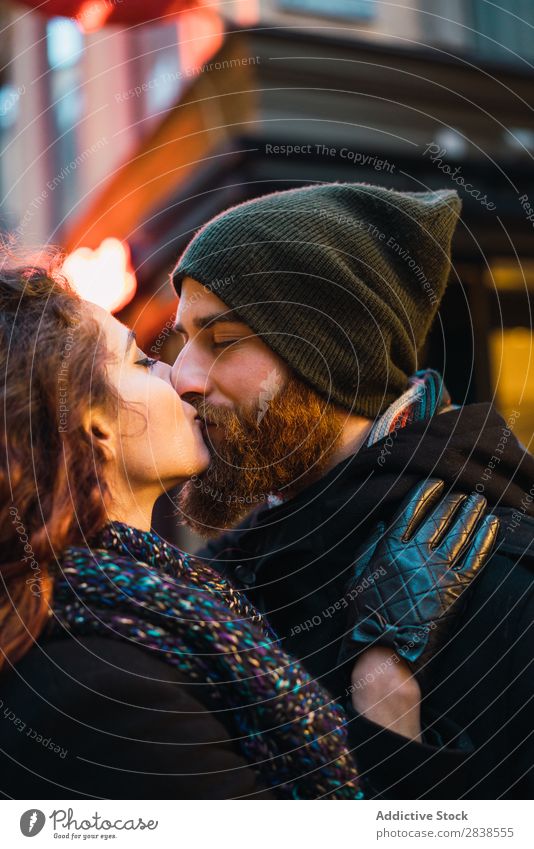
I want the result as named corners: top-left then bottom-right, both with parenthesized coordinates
top-left (50, 27), bottom-right (256, 349)
top-left (63, 32), bottom-right (257, 252)
top-left (15, 0), bottom-right (197, 29)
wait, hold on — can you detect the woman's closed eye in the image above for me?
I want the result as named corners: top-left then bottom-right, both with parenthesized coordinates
top-left (134, 355), bottom-right (159, 369)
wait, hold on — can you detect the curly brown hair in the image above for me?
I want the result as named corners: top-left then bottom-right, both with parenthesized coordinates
top-left (0, 244), bottom-right (118, 673)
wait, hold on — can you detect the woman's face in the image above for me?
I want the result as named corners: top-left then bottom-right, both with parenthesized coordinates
top-left (89, 303), bottom-right (210, 496)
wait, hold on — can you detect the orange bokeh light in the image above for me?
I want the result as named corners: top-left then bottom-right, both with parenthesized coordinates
top-left (75, 0), bottom-right (114, 33)
top-left (178, 5), bottom-right (224, 75)
top-left (62, 238), bottom-right (137, 313)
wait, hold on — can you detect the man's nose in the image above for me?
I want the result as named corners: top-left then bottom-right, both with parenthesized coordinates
top-left (170, 347), bottom-right (211, 398)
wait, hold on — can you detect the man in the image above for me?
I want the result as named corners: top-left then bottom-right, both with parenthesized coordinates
top-left (169, 182), bottom-right (534, 798)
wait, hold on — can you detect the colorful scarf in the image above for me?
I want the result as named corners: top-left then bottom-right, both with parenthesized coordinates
top-left (50, 522), bottom-right (362, 800)
top-left (366, 368), bottom-right (453, 447)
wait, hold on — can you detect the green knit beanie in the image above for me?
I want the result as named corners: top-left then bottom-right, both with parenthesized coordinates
top-left (172, 182), bottom-right (461, 417)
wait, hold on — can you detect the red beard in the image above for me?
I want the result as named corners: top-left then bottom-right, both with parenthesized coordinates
top-left (177, 378), bottom-right (343, 538)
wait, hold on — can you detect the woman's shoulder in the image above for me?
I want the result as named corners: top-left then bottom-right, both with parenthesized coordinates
top-left (0, 635), bottom-right (272, 799)
top-left (0, 634), bottom-right (223, 753)
top-left (7, 633), bottom-right (203, 703)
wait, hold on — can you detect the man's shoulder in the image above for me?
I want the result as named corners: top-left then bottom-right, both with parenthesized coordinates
top-left (469, 509), bottom-right (534, 617)
top-left (493, 507), bottom-right (534, 559)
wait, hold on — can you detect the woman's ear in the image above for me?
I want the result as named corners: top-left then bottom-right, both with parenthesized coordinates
top-left (83, 408), bottom-right (115, 462)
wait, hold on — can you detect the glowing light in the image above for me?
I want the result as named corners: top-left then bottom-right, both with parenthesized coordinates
top-left (179, 6), bottom-right (224, 75)
top-left (62, 238), bottom-right (137, 313)
top-left (75, 0), bottom-right (114, 34)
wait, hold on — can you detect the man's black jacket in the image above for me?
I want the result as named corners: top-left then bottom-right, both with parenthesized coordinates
top-left (198, 402), bottom-right (534, 799)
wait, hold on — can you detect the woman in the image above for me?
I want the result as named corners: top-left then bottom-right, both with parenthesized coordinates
top-left (0, 249), bottom-right (495, 800)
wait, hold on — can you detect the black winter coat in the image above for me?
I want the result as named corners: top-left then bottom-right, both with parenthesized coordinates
top-left (198, 403), bottom-right (534, 799)
top-left (0, 633), bottom-right (466, 800)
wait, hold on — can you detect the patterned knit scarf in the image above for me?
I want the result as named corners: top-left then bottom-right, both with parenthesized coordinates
top-left (366, 368), bottom-right (453, 447)
top-left (50, 522), bottom-right (362, 800)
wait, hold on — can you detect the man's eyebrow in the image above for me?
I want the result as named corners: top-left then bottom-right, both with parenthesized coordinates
top-left (174, 310), bottom-right (246, 334)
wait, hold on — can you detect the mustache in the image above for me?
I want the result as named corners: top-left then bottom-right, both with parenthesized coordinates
top-left (184, 395), bottom-right (254, 429)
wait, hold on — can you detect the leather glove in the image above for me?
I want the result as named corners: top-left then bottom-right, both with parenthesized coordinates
top-left (338, 479), bottom-right (499, 681)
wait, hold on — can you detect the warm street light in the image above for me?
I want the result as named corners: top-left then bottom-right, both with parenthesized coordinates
top-left (62, 237), bottom-right (137, 313)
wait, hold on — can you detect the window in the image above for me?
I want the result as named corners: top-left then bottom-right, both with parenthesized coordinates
top-left (469, 0), bottom-right (534, 65)
top-left (46, 17), bottom-right (85, 231)
top-left (276, 0), bottom-right (376, 21)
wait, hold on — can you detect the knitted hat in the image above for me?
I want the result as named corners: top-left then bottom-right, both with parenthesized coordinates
top-left (172, 182), bottom-right (461, 417)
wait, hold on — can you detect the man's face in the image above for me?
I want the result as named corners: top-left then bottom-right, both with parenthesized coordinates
top-left (171, 277), bottom-right (343, 536)
top-left (172, 277), bottom-right (290, 450)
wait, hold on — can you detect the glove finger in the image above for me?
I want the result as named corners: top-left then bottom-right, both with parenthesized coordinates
top-left (388, 478), bottom-right (445, 542)
top-left (413, 491), bottom-right (468, 549)
top-left (452, 514), bottom-right (499, 574)
top-left (436, 492), bottom-right (488, 561)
